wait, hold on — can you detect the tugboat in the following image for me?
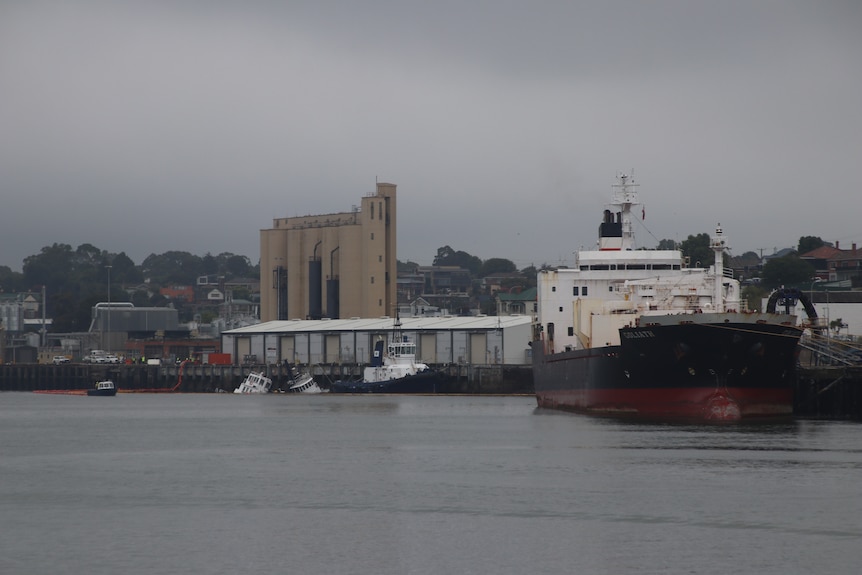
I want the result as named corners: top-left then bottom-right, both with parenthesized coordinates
top-left (531, 172), bottom-right (807, 421)
top-left (330, 318), bottom-right (446, 393)
top-left (87, 380), bottom-right (117, 396)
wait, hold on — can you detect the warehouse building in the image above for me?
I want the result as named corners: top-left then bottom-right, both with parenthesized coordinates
top-left (222, 315), bottom-right (534, 366)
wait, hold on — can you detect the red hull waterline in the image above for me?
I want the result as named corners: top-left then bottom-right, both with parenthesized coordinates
top-left (535, 387), bottom-right (793, 422)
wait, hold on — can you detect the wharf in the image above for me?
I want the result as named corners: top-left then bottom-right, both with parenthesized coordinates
top-left (795, 366), bottom-right (862, 419)
top-left (0, 362), bottom-right (533, 394)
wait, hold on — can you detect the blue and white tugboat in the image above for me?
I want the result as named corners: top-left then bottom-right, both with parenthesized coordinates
top-left (330, 318), bottom-right (446, 394)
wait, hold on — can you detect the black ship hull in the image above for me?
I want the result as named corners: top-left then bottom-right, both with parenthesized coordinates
top-left (329, 369), bottom-right (446, 394)
top-left (532, 315), bottom-right (803, 421)
top-left (87, 388), bottom-right (117, 396)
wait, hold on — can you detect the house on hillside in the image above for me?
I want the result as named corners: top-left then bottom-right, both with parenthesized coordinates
top-left (160, 285), bottom-right (195, 302)
top-left (830, 247), bottom-right (862, 284)
top-left (801, 242), bottom-right (862, 284)
top-left (495, 287), bottom-right (537, 317)
top-left (800, 244), bottom-right (843, 280)
top-left (481, 272), bottom-right (525, 294)
top-left (418, 266), bottom-right (472, 294)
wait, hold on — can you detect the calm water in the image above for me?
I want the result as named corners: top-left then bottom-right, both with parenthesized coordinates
top-left (1, 393), bottom-right (860, 575)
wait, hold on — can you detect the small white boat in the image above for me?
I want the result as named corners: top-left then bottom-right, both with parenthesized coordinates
top-left (233, 371), bottom-right (272, 394)
top-left (288, 371), bottom-right (323, 394)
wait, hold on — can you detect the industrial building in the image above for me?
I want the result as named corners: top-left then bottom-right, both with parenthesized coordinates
top-left (222, 315), bottom-right (534, 366)
top-left (259, 182), bottom-right (398, 322)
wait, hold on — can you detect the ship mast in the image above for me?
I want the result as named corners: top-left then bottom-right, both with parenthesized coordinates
top-left (710, 223), bottom-right (727, 313)
top-left (600, 172), bottom-right (639, 250)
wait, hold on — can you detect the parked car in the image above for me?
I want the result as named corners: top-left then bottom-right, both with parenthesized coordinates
top-left (52, 355), bottom-right (70, 364)
top-left (82, 350), bottom-right (116, 363)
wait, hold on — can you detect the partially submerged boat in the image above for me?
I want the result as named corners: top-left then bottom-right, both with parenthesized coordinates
top-left (87, 380), bottom-right (117, 396)
top-left (286, 365), bottom-right (323, 394)
top-left (233, 371), bottom-right (273, 394)
top-left (531, 172), bottom-right (808, 422)
top-left (330, 319), bottom-right (446, 393)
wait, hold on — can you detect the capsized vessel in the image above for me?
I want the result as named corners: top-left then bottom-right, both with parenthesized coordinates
top-left (233, 371), bottom-right (272, 394)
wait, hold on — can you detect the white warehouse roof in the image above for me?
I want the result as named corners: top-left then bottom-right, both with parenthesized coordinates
top-left (224, 315), bottom-right (533, 334)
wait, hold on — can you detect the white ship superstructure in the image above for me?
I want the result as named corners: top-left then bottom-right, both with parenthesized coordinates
top-left (536, 173), bottom-right (741, 354)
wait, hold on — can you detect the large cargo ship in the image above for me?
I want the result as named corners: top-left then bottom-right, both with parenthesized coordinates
top-left (531, 173), bottom-right (809, 421)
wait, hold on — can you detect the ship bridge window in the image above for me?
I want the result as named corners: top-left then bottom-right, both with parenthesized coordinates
top-left (573, 286), bottom-right (579, 296)
top-left (653, 264), bottom-right (672, 270)
top-left (590, 264), bottom-right (610, 270)
top-left (580, 265), bottom-right (589, 271)
top-left (626, 264), bottom-right (646, 270)
top-left (582, 286), bottom-right (588, 296)
top-left (673, 265), bottom-right (681, 270)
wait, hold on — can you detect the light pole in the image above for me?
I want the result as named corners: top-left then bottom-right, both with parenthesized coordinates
top-left (41, 284), bottom-right (47, 349)
top-left (106, 265), bottom-right (112, 353)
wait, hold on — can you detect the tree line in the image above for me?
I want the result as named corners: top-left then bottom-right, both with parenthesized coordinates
top-left (0, 234), bottom-right (826, 331)
top-left (0, 244), bottom-right (257, 332)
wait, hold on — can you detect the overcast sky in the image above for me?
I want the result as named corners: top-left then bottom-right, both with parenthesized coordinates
top-left (2, 1), bottom-right (861, 273)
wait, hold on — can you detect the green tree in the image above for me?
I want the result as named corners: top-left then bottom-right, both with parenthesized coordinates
top-left (798, 236), bottom-right (824, 254)
top-left (223, 254), bottom-right (252, 278)
top-left (761, 256), bottom-right (815, 289)
top-left (111, 252), bottom-right (143, 284)
top-left (131, 289), bottom-right (152, 307)
top-left (201, 253), bottom-right (219, 276)
top-left (141, 251), bottom-right (203, 285)
top-left (733, 251), bottom-right (761, 266)
top-left (48, 291), bottom-right (81, 332)
top-left (22, 243), bottom-right (76, 290)
top-left (0, 265), bottom-right (25, 293)
top-left (656, 238), bottom-right (677, 250)
top-left (679, 233), bottom-right (712, 268)
top-left (231, 286), bottom-right (251, 301)
top-left (478, 258), bottom-right (517, 277)
top-left (741, 285), bottom-right (768, 312)
top-left (432, 246), bottom-right (482, 275)
top-left (397, 259), bottom-right (419, 273)
top-left (519, 265), bottom-right (538, 288)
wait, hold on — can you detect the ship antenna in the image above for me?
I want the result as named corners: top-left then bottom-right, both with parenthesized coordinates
top-left (610, 171), bottom-right (640, 250)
